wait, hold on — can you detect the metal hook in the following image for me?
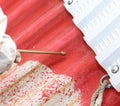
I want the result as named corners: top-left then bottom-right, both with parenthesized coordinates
top-left (100, 74), bottom-right (112, 89)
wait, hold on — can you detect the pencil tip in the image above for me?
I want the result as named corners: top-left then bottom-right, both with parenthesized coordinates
top-left (61, 51), bottom-right (66, 55)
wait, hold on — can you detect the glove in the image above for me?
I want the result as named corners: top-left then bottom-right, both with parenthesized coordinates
top-left (0, 34), bottom-right (17, 73)
top-left (0, 8), bottom-right (7, 42)
top-left (0, 8), bottom-right (21, 74)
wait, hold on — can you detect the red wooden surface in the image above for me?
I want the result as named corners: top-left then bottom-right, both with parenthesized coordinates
top-left (0, 0), bottom-right (120, 106)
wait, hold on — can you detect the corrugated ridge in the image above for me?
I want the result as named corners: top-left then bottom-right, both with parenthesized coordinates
top-left (1, 0), bottom-right (120, 106)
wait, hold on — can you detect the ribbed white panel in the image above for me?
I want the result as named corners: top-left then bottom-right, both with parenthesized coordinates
top-left (64, 0), bottom-right (120, 92)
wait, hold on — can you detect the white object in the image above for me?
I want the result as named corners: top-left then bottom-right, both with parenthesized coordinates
top-left (0, 34), bottom-right (17, 73)
top-left (0, 8), bottom-right (17, 73)
top-left (64, 0), bottom-right (120, 92)
top-left (0, 8), bottom-right (7, 42)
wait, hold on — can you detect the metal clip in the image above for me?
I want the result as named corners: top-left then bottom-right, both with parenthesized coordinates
top-left (100, 74), bottom-right (112, 89)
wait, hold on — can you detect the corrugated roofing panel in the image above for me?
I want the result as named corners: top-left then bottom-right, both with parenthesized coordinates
top-left (0, 0), bottom-right (120, 106)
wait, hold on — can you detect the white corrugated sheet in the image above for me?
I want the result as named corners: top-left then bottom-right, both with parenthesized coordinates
top-left (64, 0), bottom-right (120, 91)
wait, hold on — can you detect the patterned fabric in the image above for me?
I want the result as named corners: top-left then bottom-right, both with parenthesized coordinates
top-left (0, 61), bottom-right (80, 106)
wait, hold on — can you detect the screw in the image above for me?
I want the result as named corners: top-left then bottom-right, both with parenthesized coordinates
top-left (111, 65), bottom-right (119, 73)
top-left (68, 0), bottom-right (73, 5)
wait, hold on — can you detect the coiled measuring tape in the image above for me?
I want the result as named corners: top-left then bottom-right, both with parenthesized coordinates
top-left (64, 0), bottom-right (120, 92)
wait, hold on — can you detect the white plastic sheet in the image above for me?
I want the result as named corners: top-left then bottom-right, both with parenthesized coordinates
top-left (64, 0), bottom-right (120, 91)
